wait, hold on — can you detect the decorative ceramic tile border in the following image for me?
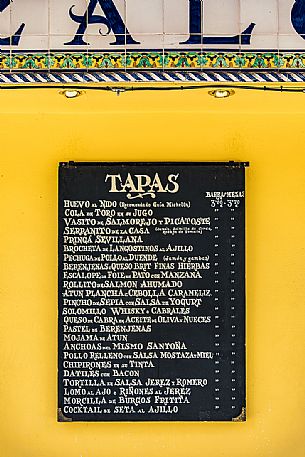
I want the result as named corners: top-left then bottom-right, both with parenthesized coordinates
top-left (0, 71), bottom-right (304, 84)
top-left (2, 51), bottom-right (305, 71)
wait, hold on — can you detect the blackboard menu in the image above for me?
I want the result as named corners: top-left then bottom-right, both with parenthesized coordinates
top-left (58, 162), bottom-right (248, 422)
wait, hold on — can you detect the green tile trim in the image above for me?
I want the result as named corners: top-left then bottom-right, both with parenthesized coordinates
top-left (1, 51), bottom-right (305, 71)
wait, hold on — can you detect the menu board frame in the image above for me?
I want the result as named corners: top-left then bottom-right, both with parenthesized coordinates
top-left (58, 161), bottom-right (248, 422)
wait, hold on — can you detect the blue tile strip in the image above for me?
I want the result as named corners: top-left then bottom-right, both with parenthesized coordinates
top-left (0, 71), bottom-right (305, 84)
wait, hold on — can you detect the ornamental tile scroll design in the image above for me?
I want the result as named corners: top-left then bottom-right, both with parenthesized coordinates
top-left (2, 51), bottom-right (305, 71)
top-left (1, 1), bottom-right (305, 75)
top-left (1, 71), bottom-right (305, 84)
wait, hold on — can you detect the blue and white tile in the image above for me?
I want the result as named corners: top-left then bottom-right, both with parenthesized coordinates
top-left (164, 0), bottom-right (188, 34)
top-left (204, 0), bottom-right (240, 35)
top-left (241, 0), bottom-right (278, 35)
top-left (126, 0), bottom-right (163, 34)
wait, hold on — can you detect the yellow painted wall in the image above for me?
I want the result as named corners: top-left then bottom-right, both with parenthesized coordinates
top-left (0, 85), bottom-right (304, 457)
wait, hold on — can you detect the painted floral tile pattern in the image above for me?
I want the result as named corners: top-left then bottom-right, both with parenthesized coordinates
top-left (1, 51), bottom-right (305, 71)
top-left (1, 1), bottom-right (305, 71)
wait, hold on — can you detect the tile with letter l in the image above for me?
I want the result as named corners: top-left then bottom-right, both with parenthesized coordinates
top-left (164, 0), bottom-right (188, 34)
top-left (240, 0), bottom-right (278, 35)
top-left (204, 0), bottom-right (240, 35)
